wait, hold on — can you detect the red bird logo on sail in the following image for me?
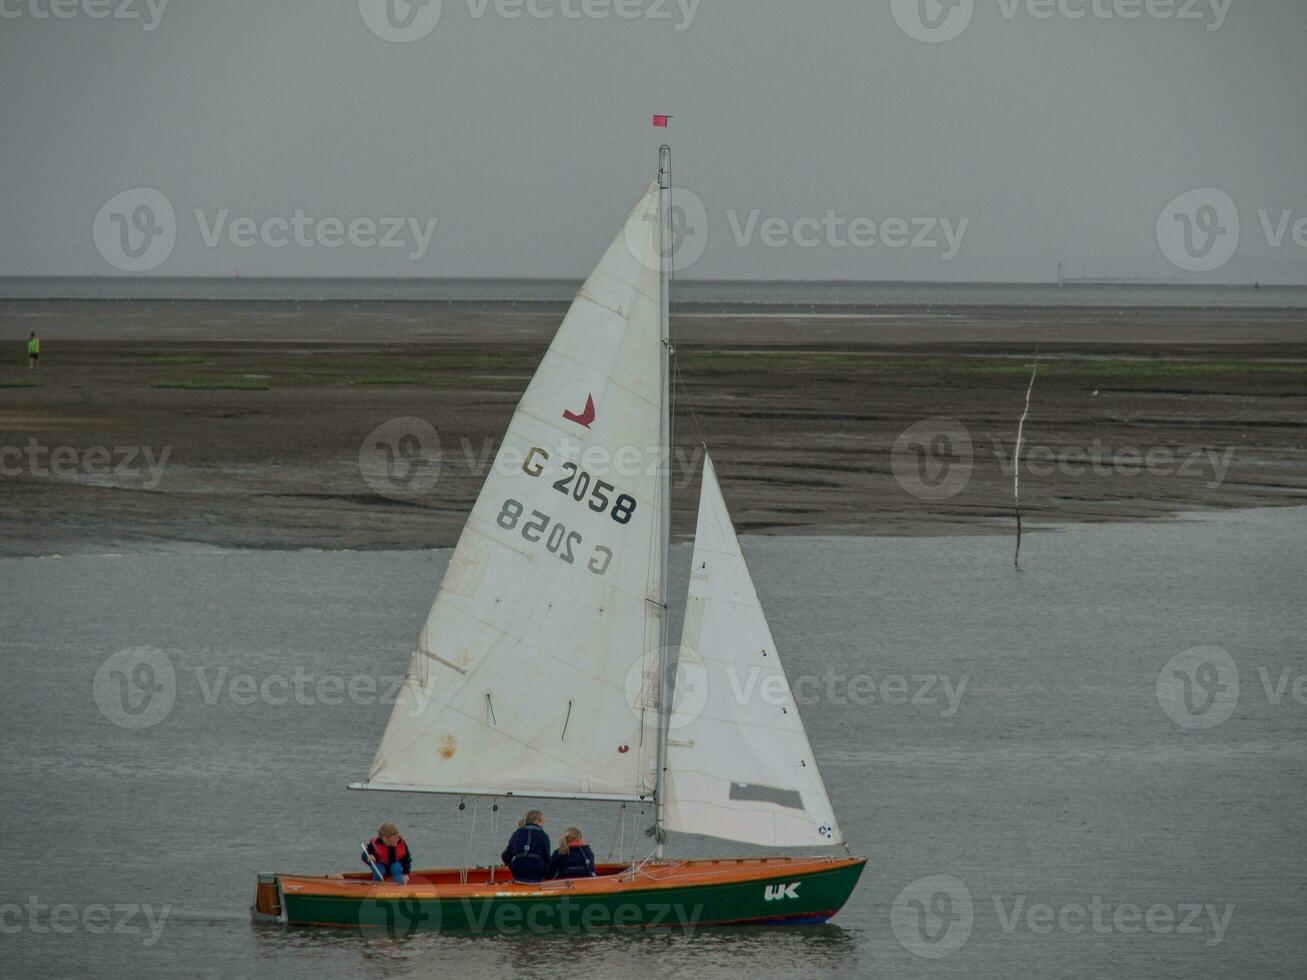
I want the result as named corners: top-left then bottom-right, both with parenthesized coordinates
top-left (563, 394), bottom-right (596, 429)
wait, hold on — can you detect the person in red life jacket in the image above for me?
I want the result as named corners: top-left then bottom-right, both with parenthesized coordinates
top-left (364, 822), bottom-right (412, 884)
top-left (500, 809), bottom-right (550, 883)
top-left (548, 827), bottom-right (596, 880)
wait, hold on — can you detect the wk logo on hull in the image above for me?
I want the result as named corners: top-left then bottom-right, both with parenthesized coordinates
top-left (563, 394), bottom-right (597, 429)
top-left (764, 882), bottom-right (801, 901)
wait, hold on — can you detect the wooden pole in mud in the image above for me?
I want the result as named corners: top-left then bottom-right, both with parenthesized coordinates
top-left (1013, 350), bottom-right (1040, 569)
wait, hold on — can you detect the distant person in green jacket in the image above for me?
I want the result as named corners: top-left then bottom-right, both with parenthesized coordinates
top-left (27, 332), bottom-right (39, 370)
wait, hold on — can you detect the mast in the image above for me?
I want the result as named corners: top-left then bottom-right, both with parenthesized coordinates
top-left (653, 144), bottom-right (672, 856)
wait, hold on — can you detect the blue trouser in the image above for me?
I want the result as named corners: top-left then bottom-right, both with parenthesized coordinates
top-left (371, 861), bottom-right (405, 882)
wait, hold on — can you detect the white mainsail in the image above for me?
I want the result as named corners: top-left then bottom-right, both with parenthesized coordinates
top-left (360, 182), bottom-right (666, 801)
top-left (663, 455), bottom-right (843, 847)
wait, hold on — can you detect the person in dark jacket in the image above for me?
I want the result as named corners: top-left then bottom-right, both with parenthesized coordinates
top-left (548, 827), bottom-right (597, 880)
top-left (363, 821), bottom-right (412, 884)
top-left (501, 809), bottom-right (550, 882)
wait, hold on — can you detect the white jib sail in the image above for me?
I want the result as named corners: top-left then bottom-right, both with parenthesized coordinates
top-left (663, 455), bottom-right (844, 846)
top-left (363, 182), bottom-right (665, 801)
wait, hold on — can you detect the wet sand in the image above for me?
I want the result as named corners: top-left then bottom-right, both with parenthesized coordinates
top-left (1, 300), bottom-right (1304, 556)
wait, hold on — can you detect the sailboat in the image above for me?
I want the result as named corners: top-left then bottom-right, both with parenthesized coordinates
top-left (252, 153), bottom-right (866, 931)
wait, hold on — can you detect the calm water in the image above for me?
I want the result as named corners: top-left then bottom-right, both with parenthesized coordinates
top-left (2, 509), bottom-right (1305, 979)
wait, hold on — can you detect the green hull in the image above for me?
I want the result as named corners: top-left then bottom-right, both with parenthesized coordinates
top-left (279, 860), bottom-right (866, 933)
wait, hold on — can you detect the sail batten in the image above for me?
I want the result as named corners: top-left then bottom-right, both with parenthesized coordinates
top-left (663, 455), bottom-right (844, 848)
top-left (361, 181), bottom-right (665, 803)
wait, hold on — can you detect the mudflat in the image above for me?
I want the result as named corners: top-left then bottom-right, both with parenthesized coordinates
top-left (1, 300), bottom-right (1304, 556)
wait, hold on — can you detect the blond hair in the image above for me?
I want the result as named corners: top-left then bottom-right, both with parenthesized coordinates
top-left (378, 822), bottom-right (399, 838)
top-left (558, 827), bottom-right (583, 854)
top-left (518, 809), bottom-right (544, 828)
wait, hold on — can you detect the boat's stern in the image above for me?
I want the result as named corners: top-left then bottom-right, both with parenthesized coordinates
top-left (250, 873), bottom-right (285, 924)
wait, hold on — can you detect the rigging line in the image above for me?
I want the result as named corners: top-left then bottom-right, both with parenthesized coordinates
top-left (673, 353), bottom-right (709, 450)
top-left (606, 802), bottom-right (626, 862)
top-left (462, 798), bottom-right (479, 884)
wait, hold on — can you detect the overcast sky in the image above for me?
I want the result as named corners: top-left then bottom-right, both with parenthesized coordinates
top-left (1, 0), bottom-right (1304, 283)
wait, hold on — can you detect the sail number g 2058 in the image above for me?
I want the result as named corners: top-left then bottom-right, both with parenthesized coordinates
top-left (522, 448), bottom-right (637, 526)
top-left (497, 499), bottom-right (614, 576)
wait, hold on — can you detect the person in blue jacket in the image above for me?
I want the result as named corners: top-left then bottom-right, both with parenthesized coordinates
top-left (548, 827), bottom-right (597, 880)
top-left (501, 809), bottom-right (550, 882)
